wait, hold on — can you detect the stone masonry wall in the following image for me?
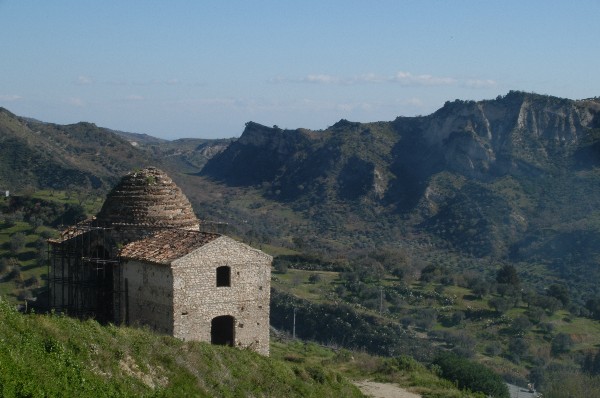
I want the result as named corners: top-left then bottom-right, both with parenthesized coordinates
top-left (121, 260), bottom-right (174, 334)
top-left (171, 236), bottom-right (272, 356)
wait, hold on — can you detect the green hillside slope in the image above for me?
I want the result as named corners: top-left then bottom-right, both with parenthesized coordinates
top-left (0, 298), bottom-right (361, 397)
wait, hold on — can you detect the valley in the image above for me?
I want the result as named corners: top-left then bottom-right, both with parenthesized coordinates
top-left (1, 91), bottom-right (600, 396)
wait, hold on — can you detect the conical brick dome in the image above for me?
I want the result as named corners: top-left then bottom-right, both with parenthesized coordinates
top-left (96, 167), bottom-right (199, 229)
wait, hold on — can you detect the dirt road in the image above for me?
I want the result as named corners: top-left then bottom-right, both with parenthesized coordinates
top-left (353, 380), bottom-right (421, 398)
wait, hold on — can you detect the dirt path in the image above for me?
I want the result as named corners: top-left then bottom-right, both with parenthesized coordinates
top-left (353, 380), bottom-right (421, 398)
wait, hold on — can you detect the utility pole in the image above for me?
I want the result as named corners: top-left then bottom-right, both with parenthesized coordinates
top-left (293, 307), bottom-right (297, 339)
top-left (379, 286), bottom-right (384, 315)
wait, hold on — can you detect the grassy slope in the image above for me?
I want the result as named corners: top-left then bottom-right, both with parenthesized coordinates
top-left (270, 340), bottom-right (482, 398)
top-left (0, 298), bottom-right (361, 398)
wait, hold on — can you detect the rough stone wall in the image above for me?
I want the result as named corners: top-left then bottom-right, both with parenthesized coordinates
top-left (121, 260), bottom-right (174, 334)
top-left (171, 236), bottom-right (272, 355)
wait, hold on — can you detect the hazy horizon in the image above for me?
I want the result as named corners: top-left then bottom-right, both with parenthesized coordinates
top-left (2, 1), bottom-right (599, 139)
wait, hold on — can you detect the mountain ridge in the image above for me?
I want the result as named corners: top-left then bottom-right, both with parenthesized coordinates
top-left (202, 91), bottom-right (600, 205)
top-left (2, 92), bottom-right (600, 297)
top-left (199, 92), bottom-right (600, 298)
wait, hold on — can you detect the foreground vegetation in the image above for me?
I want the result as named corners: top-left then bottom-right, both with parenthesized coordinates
top-left (0, 298), bottom-right (361, 397)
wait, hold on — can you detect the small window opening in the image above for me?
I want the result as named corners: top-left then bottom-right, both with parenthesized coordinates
top-left (216, 266), bottom-right (231, 287)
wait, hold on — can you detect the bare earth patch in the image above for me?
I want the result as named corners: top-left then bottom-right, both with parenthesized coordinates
top-left (353, 380), bottom-right (421, 398)
top-left (119, 354), bottom-right (168, 389)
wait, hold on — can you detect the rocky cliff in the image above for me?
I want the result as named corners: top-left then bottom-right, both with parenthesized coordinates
top-left (204, 91), bottom-right (600, 205)
top-left (202, 92), bottom-right (600, 271)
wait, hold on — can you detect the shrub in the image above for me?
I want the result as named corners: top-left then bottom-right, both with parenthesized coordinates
top-left (9, 232), bottom-right (26, 254)
top-left (274, 261), bottom-right (288, 274)
top-left (17, 289), bottom-right (33, 301)
top-left (391, 267), bottom-right (404, 280)
top-left (24, 275), bottom-right (39, 288)
top-left (0, 258), bottom-right (10, 274)
top-left (489, 296), bottom-right (511, 313)
top-left (433, 352), bottom-right (510, 398)
top-left (551, 333), bottom-right (574, 356)
top-left (511, 316), bottom-right (532, 335)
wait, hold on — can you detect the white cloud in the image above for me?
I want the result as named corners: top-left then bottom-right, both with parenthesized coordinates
top-left (100, 78), bottom-right (189, 86)
top-left (272, 71), bottom-right (499, 90)
top-left (67, 97), bottom-right (85, 107)
top-left (0, 94), bottom-right (22, 102)
top-left (303, 74), bottom-right (340, 84)
top-left (464, 79), bottom-right (498, 89)
top-left (401, 97), bottom-right (424, 106)
top-left (390, 71), bottom-right (456, 86)
top-left (358, 73), bottom-right (385, 83)
top-left (274, 70), bottom-right (458, 87)
top-left (76, 75), bottom-right (94, 85)
top-left (196, 98), bottom-right (237, 106)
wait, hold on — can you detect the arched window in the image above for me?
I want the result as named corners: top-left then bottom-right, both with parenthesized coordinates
top-left (216, 266), bottom-right (231, 287)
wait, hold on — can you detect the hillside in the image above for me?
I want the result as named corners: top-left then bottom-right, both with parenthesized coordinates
top-left (0, 108), bottom-right (230, 192)
top-left (0, 298), bottom-right (362, 397)
top-left (200, 91), bottom-right (600, 301)
top-left (0, 108), bottom-right (158, 191)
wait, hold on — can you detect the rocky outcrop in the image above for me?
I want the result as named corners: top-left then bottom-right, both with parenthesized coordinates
top-left (424, 92), bottom-right (600, 177)
top-left (202, 92), bottom-right (600, 210)
top-left (201, 122), bottom-right (315, 185)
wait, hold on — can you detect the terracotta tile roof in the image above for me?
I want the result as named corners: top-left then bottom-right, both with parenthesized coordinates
top-left (119, 229), bottom-right (220, 265)
top-left (48, 218), bottom-right (95, 244)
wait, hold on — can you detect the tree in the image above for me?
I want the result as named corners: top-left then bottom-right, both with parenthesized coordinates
top-left (471, 280), bottom-right (491, 299)
top-left (535, 295), bottom-right (561, 315)
top-left (526, 306), bottom-right (545, 324)
top-left (547, 284), bottom-right (570, 306)
top-left (496, 264), bottom-right (520, 286)
top-left (507, 337), bottom-right (530, 363)
top-left (451, 311), bottom-right (466, 326)
top-left (273, 260), bottom-right (288, 274)
top-left (522, 288), bottom-right (536, 308)
top-left (0, 258), bottom-right (10, 274)
top-left (511, 315), bottom-right (532, 335)
top-left (489, 296), bottom-right (511, 313)
top-left (391, 266), bottom-right (404, 280)
top-left (586, 297), bottom-right (600, 320)
top-left (9, 232), bottom-right (26, 254)
top-left (551, 333), bottom-right (574, 356)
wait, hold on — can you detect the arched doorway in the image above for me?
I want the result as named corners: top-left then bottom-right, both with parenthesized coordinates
top-left (211, 315), bottom-right (235, 346)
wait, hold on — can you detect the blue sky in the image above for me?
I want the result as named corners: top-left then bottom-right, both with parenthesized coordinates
top-left (1, 1), bottom-right (599, 139)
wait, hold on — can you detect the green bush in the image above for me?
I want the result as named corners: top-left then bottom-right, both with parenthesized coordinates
top-left (433, 352), bottom-right (509, 398)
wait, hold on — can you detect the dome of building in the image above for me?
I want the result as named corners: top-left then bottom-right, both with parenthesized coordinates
top-left (96, 167), bottom-right (199, 229)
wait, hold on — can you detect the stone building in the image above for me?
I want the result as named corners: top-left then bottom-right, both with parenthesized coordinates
top-left (48, 167), bottom-right (271, 355)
